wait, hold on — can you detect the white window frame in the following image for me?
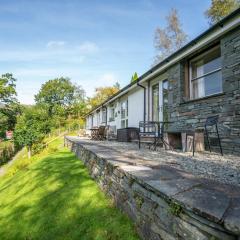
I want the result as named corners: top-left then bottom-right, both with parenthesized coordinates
top-left (189, 45), bottom-right (222, 100)
top-left (120, 99), bottom-right (128, 128)
top-left (109, 106), bottom-right (115, 122)
top-left (102, 108), bottom-right (107, 123)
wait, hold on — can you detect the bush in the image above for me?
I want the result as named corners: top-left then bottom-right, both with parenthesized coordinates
top-left (0, 142), bottom-right (15, 166)
top-left (16, 159), bottom-right (31, 170)
top-left (32, 142), bottom-right (45, 155)
top-left (7, 167), bottom-right (18, 177)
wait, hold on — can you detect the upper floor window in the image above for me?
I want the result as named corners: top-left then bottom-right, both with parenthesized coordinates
top-left (189, 45), bottom-right (222, 100)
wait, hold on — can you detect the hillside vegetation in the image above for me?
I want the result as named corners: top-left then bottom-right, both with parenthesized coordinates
top-left (0, 138), bottom-right (139, 240)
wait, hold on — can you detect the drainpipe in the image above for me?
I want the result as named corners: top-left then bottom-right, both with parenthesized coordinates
top-left (137, 82), bottom-right (146, 122)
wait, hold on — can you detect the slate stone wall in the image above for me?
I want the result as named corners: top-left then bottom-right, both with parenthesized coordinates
top-left (166, 28), bottom-right (240, 154)
top-left (66, 138), bottom-right (239, 240)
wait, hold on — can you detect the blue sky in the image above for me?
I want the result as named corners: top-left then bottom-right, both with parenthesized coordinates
top-left (0, 0), bottom-right (211, 104)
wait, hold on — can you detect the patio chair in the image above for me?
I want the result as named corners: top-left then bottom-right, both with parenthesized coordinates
top-left (98, 126), bottom-right (106, 140)
top-left (138, 121), bottom-right (158, 150)
top-left (185, 115), bottom-right (223, 156)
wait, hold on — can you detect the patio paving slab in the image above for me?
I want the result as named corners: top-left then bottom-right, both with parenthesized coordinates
top-left (146, 178), bottom-right (202, 197)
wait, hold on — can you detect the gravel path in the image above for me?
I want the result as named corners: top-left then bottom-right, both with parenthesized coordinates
top-left (89, 140), bottom-right (240, 187)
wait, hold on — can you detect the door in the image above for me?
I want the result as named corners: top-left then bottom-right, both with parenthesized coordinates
top-left (120, 99), bottom-right (128, 128)
top-left (152, 80), bottom-right (168, 122)
top-left (152, 83), bottom-right (159, 121)
top-left (161, 80), bottom-right (169, 122)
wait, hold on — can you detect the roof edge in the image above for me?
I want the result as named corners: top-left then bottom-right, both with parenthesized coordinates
top-left (86, 7), bottom-right (240, 117)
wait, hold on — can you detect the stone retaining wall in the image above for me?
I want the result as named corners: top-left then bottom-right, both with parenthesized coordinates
top-left (65, 137), bottom-right (239, 240)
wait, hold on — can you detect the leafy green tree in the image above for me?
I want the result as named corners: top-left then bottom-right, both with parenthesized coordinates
top-left (131, 72), bottom-right (138, 83)
top-left (0, 73), bottom-right (17, 104)
top-left (0, 102), bottom-right (22, 138)
top-left (0, 73), bottom-right (20, 138)
top-left (154, 8), bottom-right (188, 65)
top-left (14, 106), bottom-right (52, 158)
top-left (35, 77), bottom-right (85, 117)
top-left (205, 0), bottom-right (240, 24)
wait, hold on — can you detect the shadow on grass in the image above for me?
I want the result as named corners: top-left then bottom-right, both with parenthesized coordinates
top-left (0, 149), bottom-right (139, 240)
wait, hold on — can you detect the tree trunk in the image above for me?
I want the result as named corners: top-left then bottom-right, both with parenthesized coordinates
top-left (27, 146), bottom-right (31, 159)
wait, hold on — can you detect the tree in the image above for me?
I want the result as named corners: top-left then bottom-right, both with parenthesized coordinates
top-left (0, 73), bottom-right (20, 137)
top-left (113, 82), bottom-right (121, 89)
top-left (205, 0), bottom-right (240, 24)
top-left (0, 73), bottom-right (17, 104)
top-left (154, 8), bottom-right (188, 65)
top-left (88, 85), bottom-right (120, 109)
top-left (35, 77), bottom-right (86, 118)
top-left (0, 102), bottom-right (22, 138)
top-left (131, 72), bottom-right (138, 83)
top-left (14, 106), bottom-right (52, 158)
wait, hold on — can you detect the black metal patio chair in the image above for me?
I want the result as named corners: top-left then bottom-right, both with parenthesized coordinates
top-left (205, 115), bottom-right (223, 155)
top-left (185, 115), bottom-right (223, 156)
top-left (98, 126), bottom-right (106, 140)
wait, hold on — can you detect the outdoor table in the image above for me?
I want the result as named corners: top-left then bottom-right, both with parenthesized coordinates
top-left (152, 121), bottom-right (174, 150)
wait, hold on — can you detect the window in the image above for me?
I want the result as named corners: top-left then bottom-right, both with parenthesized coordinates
top-left (121, 100), bottom-right (128, 128)
top-left (152, 83), bottom-right (159, 121)
top-left (162, 80), bottom-right (169, 122)
top-left (102, 108), bottom-right (106, 123)
top-left (189, 46), bottom-right (222, 99)
top-left (97, 111), bottom-right (101, 126)
top-left (109, 107), bottom-right (115, 122)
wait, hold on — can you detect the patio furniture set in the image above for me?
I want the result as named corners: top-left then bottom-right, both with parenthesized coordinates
top-left (90, 115), bottom-right (223, 156)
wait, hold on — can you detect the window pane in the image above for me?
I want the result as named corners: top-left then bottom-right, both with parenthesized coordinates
top-left (191, 47), bottom-right (221, 79)
top-left (192, 70), bottom-right (222, 99)
top-left (192, 77), bottom-right (205, 99)
top-left (205, 70), bottom-right (222, 96)
top-left (162, 80), bottom-right (168, 122)
top-left (109, 108), bottom-right (115, 121)
top-left (152, 84), bottom-right (159, 121)
top-left (121, 120), bottom-right (125, 128)
top-left (102, 109), bottom-right (106, 123)
top-left (121, 100), bottom-right (128, 119)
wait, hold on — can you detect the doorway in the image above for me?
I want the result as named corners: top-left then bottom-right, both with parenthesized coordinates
top-left (152, 79), bottom-right (168, 122)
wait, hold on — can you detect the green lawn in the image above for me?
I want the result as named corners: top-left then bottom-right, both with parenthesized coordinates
top-left (0, 138), bottom-right (139, 240)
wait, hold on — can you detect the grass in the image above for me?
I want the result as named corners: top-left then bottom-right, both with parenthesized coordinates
top-left (0, 138), bottom-right (139, 240)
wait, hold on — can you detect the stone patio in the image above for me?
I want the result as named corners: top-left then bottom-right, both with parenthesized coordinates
top-left (65, 136), bottom-right (240, 239)
top-left (70, 137), bottom-right (240, 187)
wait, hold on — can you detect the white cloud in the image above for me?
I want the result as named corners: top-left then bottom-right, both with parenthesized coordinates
top-left (0, 41), bottom-right (99, 63)
top-left (77, 41), bottom-right (99, 54)
top-left (46, 41), bottom-right (66, 49)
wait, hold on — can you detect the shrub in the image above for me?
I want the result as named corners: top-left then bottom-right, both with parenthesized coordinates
top-left (7, 167), bottom-right (18, 177)
top-left (16, 159), bottom-right (31, 170)
top-left (32, 142), bottom-right (45, 155)
top-left (0, 142), bottom-right (15, 166)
